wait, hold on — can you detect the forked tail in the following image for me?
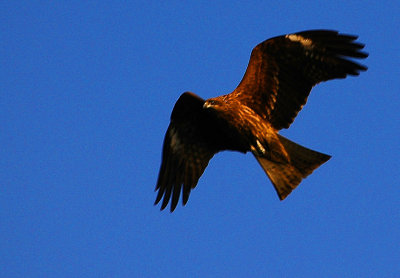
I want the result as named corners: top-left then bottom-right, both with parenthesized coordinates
top-left (254, 134), bottom-right (331, 200)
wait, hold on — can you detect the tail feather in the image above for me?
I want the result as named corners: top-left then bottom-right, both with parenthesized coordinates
top-left (254, 134), bottom-right (331, 200)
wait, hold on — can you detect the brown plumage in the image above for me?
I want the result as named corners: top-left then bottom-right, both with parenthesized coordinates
top-left (155, 30), bottom-right (368, 212)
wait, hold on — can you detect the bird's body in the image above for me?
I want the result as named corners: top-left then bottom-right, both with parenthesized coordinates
top-left (155, 30), bottom-right (368, 212)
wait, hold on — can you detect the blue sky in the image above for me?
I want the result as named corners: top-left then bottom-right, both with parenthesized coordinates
top-left (1, 1), bottom-right (399, 277)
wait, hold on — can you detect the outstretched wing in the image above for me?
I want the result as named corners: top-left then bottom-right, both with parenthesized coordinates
top-left (232, 30), bottom-right (368, 130)
top-left (155, 92), bottom-right (218, 212)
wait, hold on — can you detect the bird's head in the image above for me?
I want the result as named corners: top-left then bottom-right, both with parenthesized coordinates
top-left (203, 98), bottom-right (224, 110)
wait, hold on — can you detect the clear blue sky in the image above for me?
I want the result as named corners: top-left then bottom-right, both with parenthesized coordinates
top-left (1, 1), bottom-right (399, 277)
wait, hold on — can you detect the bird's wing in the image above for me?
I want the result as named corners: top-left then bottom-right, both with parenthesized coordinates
top-left (232, 30), bottom-right (368, 130)
top-left (155, 92), bottom-right (218, 212)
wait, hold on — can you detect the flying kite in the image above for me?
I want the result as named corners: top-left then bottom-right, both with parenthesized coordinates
top-left (155, 30), bottom-right (368, 212)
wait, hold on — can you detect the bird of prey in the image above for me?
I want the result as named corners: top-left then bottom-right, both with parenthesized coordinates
top-left (155, 30), bottom-right (368, 212)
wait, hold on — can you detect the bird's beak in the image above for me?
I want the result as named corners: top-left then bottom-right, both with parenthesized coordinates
top-left (203, 101), bottom-right (212, 109)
